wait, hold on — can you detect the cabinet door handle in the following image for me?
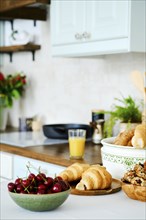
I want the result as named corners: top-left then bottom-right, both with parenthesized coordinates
top-left (82, 32), bottom-right (91, 39)
top-left (75, 33), bottom-right (83, 40)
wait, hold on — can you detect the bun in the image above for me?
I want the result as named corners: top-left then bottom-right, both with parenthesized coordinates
top-left (114, 129), bottom-right (135, 146)
top-left (76, 165), bottom-right (112, 190)
top-left (59, 163), bottom-right (90, 182)
top-left (131, 124), bottom-right (146, 148)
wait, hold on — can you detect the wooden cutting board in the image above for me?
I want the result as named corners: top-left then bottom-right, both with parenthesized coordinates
top-left (70, 178), bottom-right (121, 196)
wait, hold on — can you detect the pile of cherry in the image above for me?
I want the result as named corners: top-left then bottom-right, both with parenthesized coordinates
top-left (7, 172), bottom-right (70, 194)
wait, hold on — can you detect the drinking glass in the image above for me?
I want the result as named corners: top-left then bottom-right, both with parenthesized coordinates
top-left (68, 129), bottom-right (86, 159)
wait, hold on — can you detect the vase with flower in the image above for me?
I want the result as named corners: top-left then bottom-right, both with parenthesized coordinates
top-left (0, 72), bottom-right (27, 131)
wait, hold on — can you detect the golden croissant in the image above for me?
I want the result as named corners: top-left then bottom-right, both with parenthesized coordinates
top-left (76, 164), bottom-right (112, 190)
top-left (59, 162), bottom-right (90, 182)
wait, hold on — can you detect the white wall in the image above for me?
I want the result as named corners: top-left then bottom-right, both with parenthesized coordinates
top-left (1, 12), bottom-right (145, 128)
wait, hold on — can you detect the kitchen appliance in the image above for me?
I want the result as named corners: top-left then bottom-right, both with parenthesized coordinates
top-left (43, 124), bottom-right (93, 139)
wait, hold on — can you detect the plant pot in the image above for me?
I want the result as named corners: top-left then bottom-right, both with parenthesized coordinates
top-left (0, 95), bottom-right (8, 131)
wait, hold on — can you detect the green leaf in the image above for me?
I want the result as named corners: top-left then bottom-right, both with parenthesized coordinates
top-left (11, 89), bottom-right (20, 99)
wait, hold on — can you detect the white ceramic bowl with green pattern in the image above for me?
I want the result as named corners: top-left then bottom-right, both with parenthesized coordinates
top-left (9, 188), bottom-right (71, 212)
top-left (101, 137), bottom-right (146, 179)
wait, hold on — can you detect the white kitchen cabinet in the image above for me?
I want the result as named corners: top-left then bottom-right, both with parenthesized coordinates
top-left (0, 152), bottom-right (66, 181)
top-left (51, 0), bottom-right (145, 56)
top-left (51, 0), bottom-right (86, 45)
top-left (13, 155), bottom-right (66, 179)
top-left (0, 152), bottom-right (13, 181)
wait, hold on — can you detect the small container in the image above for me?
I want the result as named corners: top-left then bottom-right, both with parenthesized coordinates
top-left (19, 117), bottom-right (33, 131)
top-left (92, 119), bottom-right (104, 144)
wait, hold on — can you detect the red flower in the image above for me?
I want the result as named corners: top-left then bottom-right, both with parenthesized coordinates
top-left (22, 78), bottom-right (26, 84)
top-left (0, 72), bottom-right (27, 107)
top-left (0, 72), bottom-right (5, 81)
top-left (15, 75), bottom-right (21, 81)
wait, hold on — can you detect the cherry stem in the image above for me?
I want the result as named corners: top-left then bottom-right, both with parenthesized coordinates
top-left (26, 162), bottom-right (41, 174)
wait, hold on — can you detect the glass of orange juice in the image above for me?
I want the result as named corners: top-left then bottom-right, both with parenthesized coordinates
top-left (68, 129), bottom-right (86, 159)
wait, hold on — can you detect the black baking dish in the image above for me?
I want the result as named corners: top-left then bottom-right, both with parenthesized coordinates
top-left (43, 124), bottom-right (93, 139)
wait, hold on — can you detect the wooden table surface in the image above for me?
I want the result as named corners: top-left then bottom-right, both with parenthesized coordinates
top-left (0, 141), bottom-right (102, 167)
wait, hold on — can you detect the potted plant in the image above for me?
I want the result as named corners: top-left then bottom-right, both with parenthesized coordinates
top-left (103, 95), bottom-right (143, 137)
top-left (0, 72), bottom-right (27, 130)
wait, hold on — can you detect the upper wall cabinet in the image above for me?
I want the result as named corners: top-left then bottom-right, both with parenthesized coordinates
top-left (51, 0), bottom-right (146, 57)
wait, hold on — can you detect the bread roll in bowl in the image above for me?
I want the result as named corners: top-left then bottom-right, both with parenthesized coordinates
top-left (122, 182), bottom-right (146, 202)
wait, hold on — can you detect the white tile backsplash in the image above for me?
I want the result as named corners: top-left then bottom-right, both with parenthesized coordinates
top-left (1, 18), bottom-right (145, 127)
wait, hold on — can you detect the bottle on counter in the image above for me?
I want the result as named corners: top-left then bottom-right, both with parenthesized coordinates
top-left (91, 110), bottom-right (105, 144)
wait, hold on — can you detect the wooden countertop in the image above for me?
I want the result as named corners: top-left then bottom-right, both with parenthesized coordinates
top-left (0, 141), bottom-right (102, 167)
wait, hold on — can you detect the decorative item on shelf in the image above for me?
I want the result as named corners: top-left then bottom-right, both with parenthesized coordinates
top-left (0, 72), bottom-right (27, 131)
top-left (103, 95), bottom-right (143, 137)
top-left (9, 30), bottom-right (34, 46)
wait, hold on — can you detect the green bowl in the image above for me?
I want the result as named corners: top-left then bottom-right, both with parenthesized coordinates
top-left (9, 188), bottom-right (71, 212)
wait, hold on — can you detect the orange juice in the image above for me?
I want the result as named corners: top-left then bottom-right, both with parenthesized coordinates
top-left (69, 137), bottom-right (85, 159)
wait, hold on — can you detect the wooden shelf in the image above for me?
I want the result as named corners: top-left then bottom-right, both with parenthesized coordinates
top-left (0, 44), bottom-right (41, 62)
top-left (0, 0), bottom-right (50, 12)
top-left (0, 0), bottom-right (50, 21)
top-left (0, 7), bottom-right (47, 21)
top-left (0, 0), bottom-right (49, 61)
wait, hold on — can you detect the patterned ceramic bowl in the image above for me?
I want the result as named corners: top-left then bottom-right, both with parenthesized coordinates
top-left (101, 137), bottom-right (146, 179)
top-left (9, 188), bottom-right (71, 212)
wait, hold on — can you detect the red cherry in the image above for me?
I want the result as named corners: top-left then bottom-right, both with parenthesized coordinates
top-left (54, 176), bottom-right (63, 182)
top-left (15, 178), bottom-right (22, 186)
top-left (36, 173), bottom-right (46, 182)
top-left (52, 183), bottom-right (62, 193)
top-left (38, 184), bottom-right (46, 191)
top-left (59, 180), bottom-right (70, 191)
top-left (28, 185), bottom-right (35, 192)
top-left (28, 173), bottom-right (36, 181)
top-left (16, 184), bottom-right (24, 193)
top-left (47, 189), bottom-right (52, 194)
top-left (8, 182), bottom-right (16, 192)
top-left (20, 190), bottom-right (27, 194)
top-left (44, 177), bottom-right (53, 188)
top-left (22, 179), bottom-right (30, 187)
top-left (37, 189), bottom-right (46, 194)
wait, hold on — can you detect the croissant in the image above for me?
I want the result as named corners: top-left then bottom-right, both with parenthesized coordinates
top-left (131, 124), bottom-right (146, 148)
top-left (76, 164), bottom-right (112, 190)
top-left (114, 129), bottom-right (135, 146)
top-left (59, 163), bottom-right (90, 182)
